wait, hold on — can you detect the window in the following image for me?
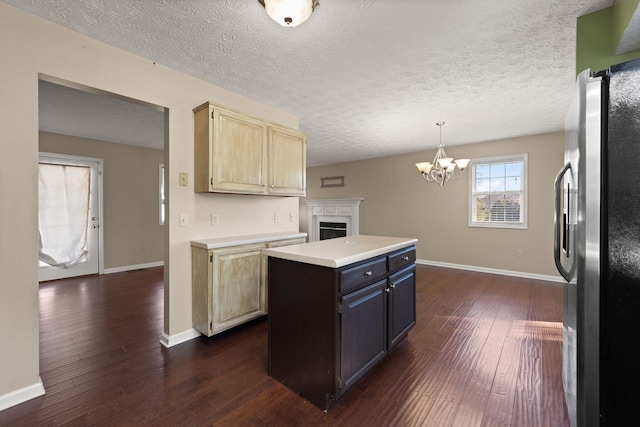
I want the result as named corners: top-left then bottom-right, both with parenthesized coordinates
top-left (469, 154), bottom-right (527, 229)
top-left (159, 164), bottom-right (165, 226)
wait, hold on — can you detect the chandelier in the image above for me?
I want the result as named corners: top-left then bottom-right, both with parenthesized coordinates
top-left (415, 122), bottom-right (470, 186)
top-left (259, 0), bottom-right (319, 27)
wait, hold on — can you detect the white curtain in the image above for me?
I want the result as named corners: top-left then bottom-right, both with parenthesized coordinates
top-left (38, 163), bottom-right (91, 269)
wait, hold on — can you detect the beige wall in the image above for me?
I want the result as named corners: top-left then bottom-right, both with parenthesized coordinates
top-left (0, 4), bottom-right (300, 400)
top-left (302, 132), bottom-right (564, 278)
top-left (40, 132), bottom-right (165, 270)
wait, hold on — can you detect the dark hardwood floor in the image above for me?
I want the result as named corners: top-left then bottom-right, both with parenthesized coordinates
top-left (0, 265), bottom-right (569, 426)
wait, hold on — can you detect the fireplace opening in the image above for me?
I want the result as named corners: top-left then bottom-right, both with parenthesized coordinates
top-left (319, 221), bottom-right (347, 240)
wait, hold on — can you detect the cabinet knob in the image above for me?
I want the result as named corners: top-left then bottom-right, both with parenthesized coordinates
top-left (364, 271), bottom-right (372, 277)
top-left (385, 288), bottom-right (391, 293)
top-left (402, 256), bottom-right (409, 261)
top-left (270, 184), bottom-right (274, 188)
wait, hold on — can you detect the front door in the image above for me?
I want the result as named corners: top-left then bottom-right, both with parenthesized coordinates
top-left (38, 153), bottom-right (102, 281)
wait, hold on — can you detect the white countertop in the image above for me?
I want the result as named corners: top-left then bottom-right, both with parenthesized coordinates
top-left (262, 234), bottom-right (417, 268)
top-left (191, 231), bottom-right (307, 250)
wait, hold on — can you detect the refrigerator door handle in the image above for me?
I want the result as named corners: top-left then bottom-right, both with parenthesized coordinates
top-left (554, 161), bottom-right (575, 282)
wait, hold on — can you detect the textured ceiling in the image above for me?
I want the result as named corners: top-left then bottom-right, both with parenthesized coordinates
top-left (618, 7), bottom-right (640, 54)
top-left (5, 0), bottom-right (614, 166)
top-left (38, 79), bottom-right (166, 150)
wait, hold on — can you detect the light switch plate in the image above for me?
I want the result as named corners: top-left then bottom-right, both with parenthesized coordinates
top-left (179, 213), bottom-right (188, 227)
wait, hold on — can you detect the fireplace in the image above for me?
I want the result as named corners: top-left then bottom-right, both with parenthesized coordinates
top-left (305, 198), bottom-right (363, 242)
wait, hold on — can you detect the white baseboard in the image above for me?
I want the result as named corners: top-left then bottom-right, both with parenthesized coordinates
top-left (103, 261), bottom-right (164, 275)
top-left (160, 328), bottom-right (201, 348)
top-left (416, 259), bottom-right (564, 283)
top-left (0, 377), bottom-right (45, 411)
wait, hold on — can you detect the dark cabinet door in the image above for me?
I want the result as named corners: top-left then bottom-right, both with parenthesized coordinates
top-left (388, 266), bottom-right (416, 349)
top-left (340, 279), bottom-right (387, 393)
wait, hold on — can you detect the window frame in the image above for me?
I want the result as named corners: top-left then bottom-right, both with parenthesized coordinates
top-left (468, 154), bottom-right (528, 229)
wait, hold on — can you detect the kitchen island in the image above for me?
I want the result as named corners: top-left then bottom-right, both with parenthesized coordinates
top-left (263, 235), bottom-right (417, 411)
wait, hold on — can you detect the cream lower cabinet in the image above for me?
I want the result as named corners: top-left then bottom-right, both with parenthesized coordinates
top-left (192, 236), bottom-right (306, 337)
top-left (193, 101), bottom-right (305, 196)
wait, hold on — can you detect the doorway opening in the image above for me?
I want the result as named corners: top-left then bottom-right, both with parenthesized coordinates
top-left (38, 75), bottom-right (166, 278)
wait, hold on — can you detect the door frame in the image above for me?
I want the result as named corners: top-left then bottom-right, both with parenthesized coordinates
top-left (38, 152), bottom-right (104, 279)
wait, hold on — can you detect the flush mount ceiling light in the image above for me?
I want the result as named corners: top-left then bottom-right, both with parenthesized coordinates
top-left (415, 122), bottom-right (470, 186)
top-left (259, 0), bottom-right (319, 27)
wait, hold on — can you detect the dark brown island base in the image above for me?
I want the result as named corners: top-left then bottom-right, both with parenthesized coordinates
top-left (263, 235), bottom-right (418, 411)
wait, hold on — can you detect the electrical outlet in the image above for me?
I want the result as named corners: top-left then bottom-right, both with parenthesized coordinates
top-left (211, 213), bottom-right (219, 226)
top-left (274, 213), bottom-right (281, 223)
top-left (142, 244), bottom-right (148, 252)
top-left (517, 250), bottom-right (523, 258)
top-left (179, 172), bottom-right (188, 186)
top-left (289, 212), bottom-right (295, 222)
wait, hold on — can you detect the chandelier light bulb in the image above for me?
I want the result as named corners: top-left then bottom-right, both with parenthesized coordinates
top-left (455, 158), bottom-right (470, 170)
top-left (438, 157), bottom-right (453, 169)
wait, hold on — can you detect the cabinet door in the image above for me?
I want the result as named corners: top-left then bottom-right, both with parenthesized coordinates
top-left (213, 108), bottom-right (267, 193)
top-left (267, 126), bottom-right (306, 196)
top-left (211, 243), bottom-right (266, 333)
top-left (340, 279), bottom-right (387, 393)
top-left (388, 265), bottom-right (416, 349)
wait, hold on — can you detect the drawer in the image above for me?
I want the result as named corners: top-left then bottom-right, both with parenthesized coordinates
top-left (340, 256), bottom-right (387, 294)
top-left (388, 246), bottom-right (416, 272)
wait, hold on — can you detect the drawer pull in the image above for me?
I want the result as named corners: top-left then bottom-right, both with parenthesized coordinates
top-left (402, 256), bottom-right (409, 261)
top-left (364, 271), bottom-right (372, 277)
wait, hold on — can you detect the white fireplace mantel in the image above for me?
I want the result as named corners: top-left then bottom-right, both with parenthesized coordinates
top-left (305, 198), bottom-right (364, 242)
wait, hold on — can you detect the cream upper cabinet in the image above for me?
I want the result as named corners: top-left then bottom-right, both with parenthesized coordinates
top-left (268, 126), bottom-right (306, 196)
top-left (194, 102), bottom-right (306, 196)
top-left (194, 102), bottom-right (267, 194)
top-left (213, 108), bottom-right (267, 193)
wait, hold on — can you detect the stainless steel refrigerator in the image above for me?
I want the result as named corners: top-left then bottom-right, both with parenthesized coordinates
top-left (555, 59), bottom-right (640, 426)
